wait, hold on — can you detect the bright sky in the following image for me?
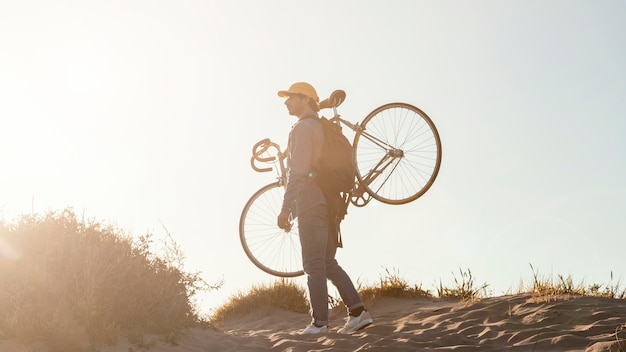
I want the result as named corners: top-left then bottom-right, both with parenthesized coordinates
top-left (1, 1), bottom-right (625, 315)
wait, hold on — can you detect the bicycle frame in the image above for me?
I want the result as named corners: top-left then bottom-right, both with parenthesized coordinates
top-left (327, 107), bottom-right (406, 207)
top-left (250, 104), bottom-right (408, 208)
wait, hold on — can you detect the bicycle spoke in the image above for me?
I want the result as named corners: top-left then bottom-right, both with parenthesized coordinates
top-left (353, 103), bottom-right (442, 205)
top-left (239, 183), bottom-right (303, 277)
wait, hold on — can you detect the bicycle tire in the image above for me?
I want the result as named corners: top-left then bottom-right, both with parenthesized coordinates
top-left (353, 102), bottom-right (442, 205)
top-left (239, 182), bottom-right (304, 277)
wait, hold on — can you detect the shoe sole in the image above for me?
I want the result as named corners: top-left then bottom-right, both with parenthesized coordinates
top-left (340, 319), bottom-right (373, 334)
top-left (300, 327), bottom-right (328, 334)
top-left (356, 319), bottom-right (373, 331)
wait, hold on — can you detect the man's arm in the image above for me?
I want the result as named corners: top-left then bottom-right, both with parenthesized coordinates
top-left (278, 121), bottom-right (316, 227)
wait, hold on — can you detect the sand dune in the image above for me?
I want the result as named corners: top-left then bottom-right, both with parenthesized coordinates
top-left (104, 294), bottom-right (626, 352)
top-left (5, 294), bottom-right (626, 351)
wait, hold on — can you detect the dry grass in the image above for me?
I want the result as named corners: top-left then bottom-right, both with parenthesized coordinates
top-left (0, 208), bottom-right (220, 350)
top-left (210, 266), bottom-right (626, 327)
top-left (524, 263), bottom-right (626, 302)
top-left (209, 280), bottom-right (309, 328)
top-left (358, 267), bottom-right (432, 301)
top-left (437, 268), bottom-right (489, 302)
top-left (2, 208), bottom-right (624, 350)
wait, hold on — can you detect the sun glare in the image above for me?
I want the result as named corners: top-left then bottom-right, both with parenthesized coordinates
top-left (0, 236), bottom-right (21, 262)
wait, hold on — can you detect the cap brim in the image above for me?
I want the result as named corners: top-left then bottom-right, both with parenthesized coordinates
top-left (277, 90), bottom-right (291, 98)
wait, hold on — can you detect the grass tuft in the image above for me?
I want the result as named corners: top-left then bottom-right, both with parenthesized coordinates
top-left (437, 268), bottom-right (489, 302)
top-left (358, 267), bottom-right (432, 301)
top-left (209, 280), bottom-right (309, 327)
top-left (526, 263), bottom-right (625, 302)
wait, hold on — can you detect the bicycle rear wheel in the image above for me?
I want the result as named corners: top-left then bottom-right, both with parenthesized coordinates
top-left (239, 182), bottom-right (304, 277)
top-left (353, 102), bottom-right (442, 205)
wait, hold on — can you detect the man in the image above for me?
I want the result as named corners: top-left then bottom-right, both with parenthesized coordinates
top-left (276, 82), bottom-right (373, 334)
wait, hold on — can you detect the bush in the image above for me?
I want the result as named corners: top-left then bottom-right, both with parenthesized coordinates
top-left (0, 209), bottom-right (218, 348)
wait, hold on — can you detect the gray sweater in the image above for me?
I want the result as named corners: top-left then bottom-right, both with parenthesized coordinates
top-left (281, 115), bottom-right (326, 217)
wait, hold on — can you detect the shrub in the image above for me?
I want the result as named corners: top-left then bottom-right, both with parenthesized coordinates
top-left (0, 208), bottom-right (219, 348)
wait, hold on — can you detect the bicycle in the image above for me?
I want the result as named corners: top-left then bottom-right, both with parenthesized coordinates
top-left (239, 90), bottom-right (442, 277)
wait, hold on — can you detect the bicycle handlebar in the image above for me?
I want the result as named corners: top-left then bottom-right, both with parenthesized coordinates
top-left (252, 138), bottom-right (276, 162)
top-left (250, 138), bottom-right (282, 173)
top-left (250, 157), bottom-right (272, 173)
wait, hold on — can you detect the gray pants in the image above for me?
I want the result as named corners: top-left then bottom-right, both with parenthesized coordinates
top-left (298, 205), bottom-right (364, 325)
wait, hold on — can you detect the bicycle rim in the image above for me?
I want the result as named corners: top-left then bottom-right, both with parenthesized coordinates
top-left (239, 182), bottom-right (304, 277)
top-left (353, 102), bottom-right (442, 204)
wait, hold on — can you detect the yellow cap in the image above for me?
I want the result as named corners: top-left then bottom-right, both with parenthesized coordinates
top-left (277, 82), bottom-right (319, 102)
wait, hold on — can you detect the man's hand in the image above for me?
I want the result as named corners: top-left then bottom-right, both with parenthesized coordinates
top-left (277, 211), bottom-right (292, 231)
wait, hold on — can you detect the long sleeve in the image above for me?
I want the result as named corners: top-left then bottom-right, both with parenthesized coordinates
top-left (281, 118), bottom-right (324, 216)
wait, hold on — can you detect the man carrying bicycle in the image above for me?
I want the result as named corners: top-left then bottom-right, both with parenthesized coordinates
top-left (276, 82), bottom-right (373, 334)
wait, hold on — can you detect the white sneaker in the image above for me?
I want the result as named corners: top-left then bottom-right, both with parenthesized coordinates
top-left (300, 323), bottom-right (328, 334)
top-left (338, 310), bottom-right (373, 334)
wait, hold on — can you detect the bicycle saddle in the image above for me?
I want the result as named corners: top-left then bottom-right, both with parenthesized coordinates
top-left (319, 89), bottom-right (346, 109)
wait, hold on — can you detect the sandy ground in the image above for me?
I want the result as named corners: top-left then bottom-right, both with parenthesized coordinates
top-left (3, 294), bottom-right (626, 352)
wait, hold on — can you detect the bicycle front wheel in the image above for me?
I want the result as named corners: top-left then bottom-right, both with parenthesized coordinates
top-left (239, 182), bottom-right (304, 277)
top-left (353, 102), bottom-right (442, 205)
